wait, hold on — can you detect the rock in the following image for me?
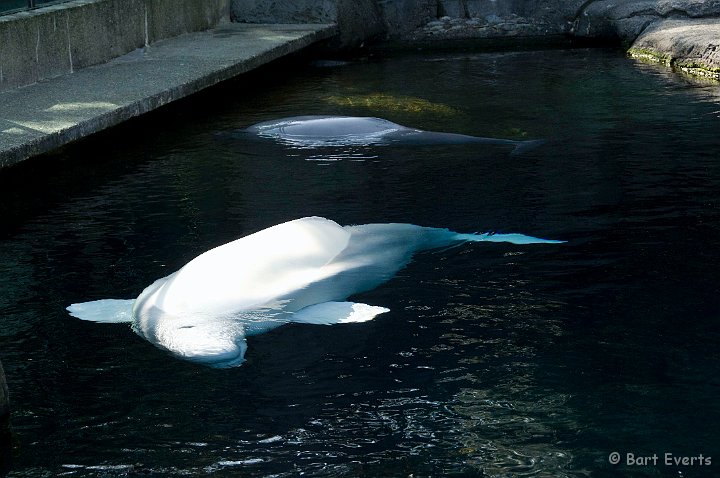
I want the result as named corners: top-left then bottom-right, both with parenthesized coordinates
top-left (397, 0), bottom-right (579, 42)
top-left (562, 1), bottom-right (720, 78)
top-left (571, 1), bottom-right (658, 41)
top-left (334, 0), bottom-right (385, 48)
top-left (563, 1), bottom-right (720, 79)
top-left (439, 0), bottom-right (466, 18)
top-left (227, 0), bottom-right (720, 77)
top-left (655, 0), bottom-right (720, 18)
top-left (572, 1), bottom-right (720, 43)
top-left (376, 0), bottom-right (437, 36)
top-left (466, 0), bottom-right (500, 18)
top-left (630, 18), bottom-right (720, 78)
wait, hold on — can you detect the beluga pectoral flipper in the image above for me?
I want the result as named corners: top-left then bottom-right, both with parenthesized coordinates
top-left (67, 217), bottom-right (564, 368)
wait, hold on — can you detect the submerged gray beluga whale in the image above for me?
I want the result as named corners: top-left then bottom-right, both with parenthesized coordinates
top-left (240, 116), bottom-right (544, 154)
top-left (67, 217), bottom-right (564, 368)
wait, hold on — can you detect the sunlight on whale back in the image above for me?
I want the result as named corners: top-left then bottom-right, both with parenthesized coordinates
top-left (278, 117), bottom-right (401, 136)
top-left (67, 217), bottom-right (565, 368)
top-left (248, 116), bottom-right (403, 147)
top-left (140, 217), bottom-right (351, 316)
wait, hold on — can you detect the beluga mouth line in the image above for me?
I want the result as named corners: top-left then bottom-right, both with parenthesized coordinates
top-left (67, 217), bottom-right (565, 368)
top-left (238, 116), bottom-right (545, 154)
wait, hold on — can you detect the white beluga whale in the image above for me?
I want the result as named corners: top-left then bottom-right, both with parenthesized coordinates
top-left (241, 116), bottom-right (544, 154)
top-left (67, 217), bottom-right (564, 368)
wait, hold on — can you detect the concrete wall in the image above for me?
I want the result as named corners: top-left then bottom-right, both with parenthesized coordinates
top-left (231, 0), bottom-right (384, 48)
top-left (0, 0), bottom-right (230, 92)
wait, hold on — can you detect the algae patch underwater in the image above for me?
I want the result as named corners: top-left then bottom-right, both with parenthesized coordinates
top-left (323, 93), bottom-right (460, 116)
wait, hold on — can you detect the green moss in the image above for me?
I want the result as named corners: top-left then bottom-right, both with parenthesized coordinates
top-left (506, 127), bottom-right (529, 139)
top-left (628, 47), bottom-right (720, 82)
top-left (675, 60), bottom-right (720, 80)
top-left (627, 47), bottom-right (672, 66)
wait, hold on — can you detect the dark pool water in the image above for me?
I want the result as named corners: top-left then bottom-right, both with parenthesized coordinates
top-left (1, 48), bottom-right (719, 477)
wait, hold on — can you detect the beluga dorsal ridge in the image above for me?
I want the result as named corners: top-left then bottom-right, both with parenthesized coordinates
top-left (240, 116), bottom-right (544, 154)
top-left (67, 217), bottom-right (564, 368)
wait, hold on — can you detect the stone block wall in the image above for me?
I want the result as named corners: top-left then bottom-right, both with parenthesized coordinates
top-left (231, 0), bottom-right (384, 48)
top-left (0, 0), bottom-right (230, 92)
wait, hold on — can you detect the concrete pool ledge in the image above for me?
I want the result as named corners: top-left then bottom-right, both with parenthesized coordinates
top-left (0, 22), bottom-right (337, 169)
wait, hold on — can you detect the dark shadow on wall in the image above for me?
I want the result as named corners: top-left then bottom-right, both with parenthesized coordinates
top-left (230, 0), bottom-right (386, 48)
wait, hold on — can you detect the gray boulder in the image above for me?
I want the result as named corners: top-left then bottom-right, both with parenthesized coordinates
top-left (569, 1), bottom-right (720, 78)
top-left (572, 0), bottom-right (720, 43)
top-left (402, 0), bottom-right (720, 80)
top-left (630, 18), bottom-right (720, 78)
top-left (572, 1), bottom-right (660, 41)
top-left (438, 0), bottom-right (587, 22)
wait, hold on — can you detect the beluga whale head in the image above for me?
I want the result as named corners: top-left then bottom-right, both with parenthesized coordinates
top-left (67, 217), bottom-right (564, 368)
